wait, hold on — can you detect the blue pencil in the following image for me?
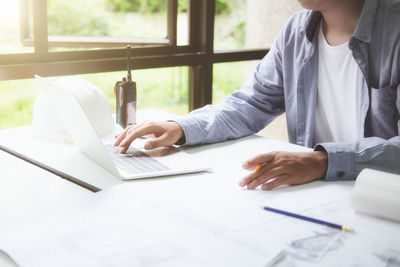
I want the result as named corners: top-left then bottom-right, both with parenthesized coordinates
top-left (261, 206), bottom-right (354, 232)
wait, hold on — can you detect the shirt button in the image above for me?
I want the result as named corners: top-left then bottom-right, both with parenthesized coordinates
top-left (336, 171), bottom-right (345, 178)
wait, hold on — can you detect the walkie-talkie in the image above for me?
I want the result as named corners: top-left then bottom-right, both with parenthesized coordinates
top-left (114, 45), bottom-right (137, 129)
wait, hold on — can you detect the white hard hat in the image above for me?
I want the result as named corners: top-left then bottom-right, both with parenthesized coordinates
top-left (32, 76), bottom-right (115, 142)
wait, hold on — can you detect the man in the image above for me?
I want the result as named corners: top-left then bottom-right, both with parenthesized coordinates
top-left (115, 0), bottom-right (400, 190)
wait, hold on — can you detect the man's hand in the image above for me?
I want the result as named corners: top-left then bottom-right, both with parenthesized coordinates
top-left (114, 121), bottom-right (184, 153)
top-left (239, 151), bottom-right (328, 190)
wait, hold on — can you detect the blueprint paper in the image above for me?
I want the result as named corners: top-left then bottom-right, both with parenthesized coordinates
top-left (1, 170), bottom-right (399, 266)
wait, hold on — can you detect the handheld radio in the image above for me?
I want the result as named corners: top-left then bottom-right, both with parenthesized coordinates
top-left (114, 45), bottom-right (137, 129)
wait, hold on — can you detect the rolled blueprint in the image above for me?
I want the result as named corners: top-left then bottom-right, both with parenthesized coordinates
top-left (351, 168), bottom-right (400, 222)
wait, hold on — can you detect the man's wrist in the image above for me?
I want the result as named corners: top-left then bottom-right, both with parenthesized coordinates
top-left (167, 121), bottom-right (186, 145)
top-left (312, 151), bottom-right (328, 179)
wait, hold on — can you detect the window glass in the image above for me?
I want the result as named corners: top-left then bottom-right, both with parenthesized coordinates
top-left (0, 0), bottom-right (34, 54)
top-left (46, 0), bottom-right (168, 51)
top-left (0, 67), bottom-right (188, 129)
top-left (177, 0), bottom-right (188, 46)
top-left (81, 67), bottom-right (189, 116)
top-left (0, 78), bottom-right (39, 129)
top-left (214, 0), bottom-right (301, 50)
top-left (212, 60), bottom-right (258, 104)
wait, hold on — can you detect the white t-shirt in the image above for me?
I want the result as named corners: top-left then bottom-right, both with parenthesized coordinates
top-left (314, 23), bottom-right (362, 144)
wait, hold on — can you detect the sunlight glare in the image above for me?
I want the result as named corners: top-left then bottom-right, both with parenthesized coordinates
top-left (0, 0), bottom-right (19, 17)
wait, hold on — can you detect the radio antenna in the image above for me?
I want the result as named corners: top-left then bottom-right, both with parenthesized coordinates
top-left (126, 45), bottom-right (132, 81)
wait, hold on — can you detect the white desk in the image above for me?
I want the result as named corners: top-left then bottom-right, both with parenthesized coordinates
top-left (0, 110), bottom-right (399, 266)
top-left (0, 132), bottom-right (91, 266)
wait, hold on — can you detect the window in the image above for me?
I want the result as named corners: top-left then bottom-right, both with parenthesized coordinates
top-left (0, 0), bottom-right (34, 54)
top-left (0, 0), bottom-right (300, 133)
top-left (18, 0), bottom-right (174, 50)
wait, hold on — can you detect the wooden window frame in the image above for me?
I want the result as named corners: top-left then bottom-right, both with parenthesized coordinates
top-left (0, 0), bottom-right (269, 111)
top-left (19, 0), bottom-right (177, 48)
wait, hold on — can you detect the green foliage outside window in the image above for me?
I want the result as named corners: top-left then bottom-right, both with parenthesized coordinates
top-left (177, 0), bottom-right (230, 14)
top-left (106, 0), bottom-right (230, 14)
top-left (47, 0), bottom-right (110, 36)
top-left (105, 0), bottom-right (166, 13)
top-left (0, 0), bottom-right (245, 129)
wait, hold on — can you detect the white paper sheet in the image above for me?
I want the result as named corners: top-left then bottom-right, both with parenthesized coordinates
top-left (1, 175), bottom-right (399, 267)
top-left (2, 135), bottom-right (400, 267)
top-left (0, 183), bottom-right (270, 267)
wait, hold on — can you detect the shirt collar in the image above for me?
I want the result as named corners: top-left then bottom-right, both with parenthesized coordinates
top-left (303, 0), bottom-right (379, 43)
top-left (352, 0), bottom-right (379, 42)
top-left (305, 11), bottom-right (322, 42)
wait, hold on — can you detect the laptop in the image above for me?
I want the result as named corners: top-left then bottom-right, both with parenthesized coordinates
top-left (35, 75), bottom-right (212, 180)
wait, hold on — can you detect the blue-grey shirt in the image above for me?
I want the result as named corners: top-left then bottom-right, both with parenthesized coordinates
top-left (176, 0), bottom-right (400, 181)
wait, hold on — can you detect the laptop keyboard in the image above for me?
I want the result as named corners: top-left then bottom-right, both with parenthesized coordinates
top-left (105, 144), bottom-right (170, 174)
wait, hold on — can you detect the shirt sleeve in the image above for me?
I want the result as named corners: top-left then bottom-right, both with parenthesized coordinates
top-left (175, 32), bottom-right (286, 146)
top-left (315, 84), bottom-right (400, 181)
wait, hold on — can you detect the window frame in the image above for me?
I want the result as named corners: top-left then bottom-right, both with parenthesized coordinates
top-left (19, 0), bottom-right (177, 48)
top-left (0, 0), bottom-right (269, 111)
